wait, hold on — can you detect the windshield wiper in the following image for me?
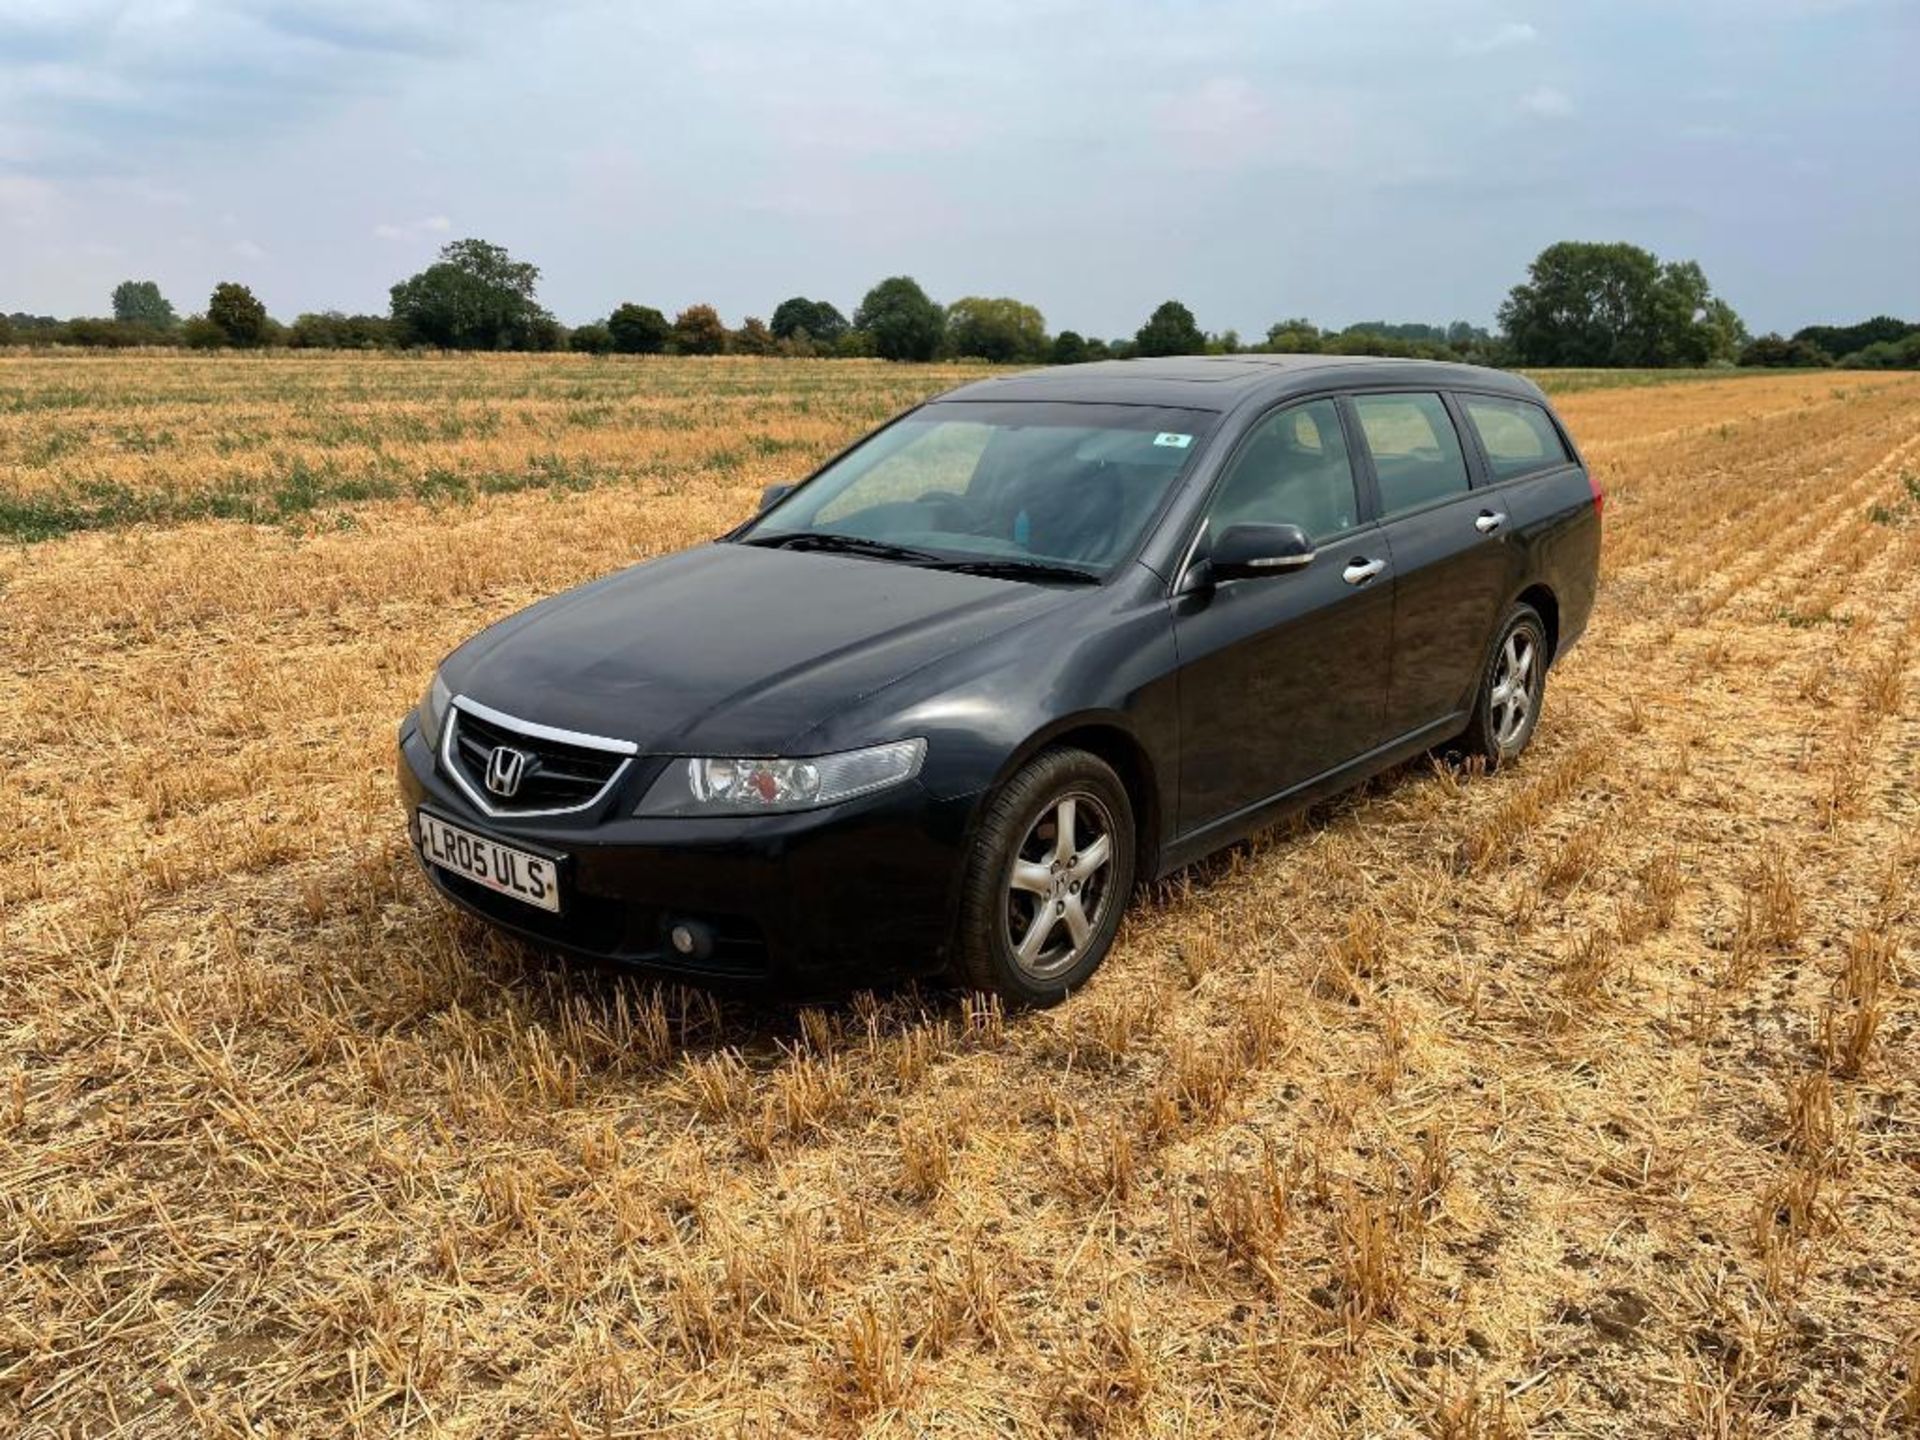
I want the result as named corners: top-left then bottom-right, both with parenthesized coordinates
top-left (743, 532), bottom-right (1099, 584)
top-left (918, 557), bottom-right (1101, 585)
top-left (741, 531), bottom-right (944, 564)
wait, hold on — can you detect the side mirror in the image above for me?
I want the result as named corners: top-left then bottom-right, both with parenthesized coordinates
top-left (758, 483), bottom-right (794, 513)
top-left (1207, 522), bottom-right (1316, 583)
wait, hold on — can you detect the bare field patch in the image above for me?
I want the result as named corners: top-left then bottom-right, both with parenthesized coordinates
top-left (4, 358), bottom-right (1920, 1436)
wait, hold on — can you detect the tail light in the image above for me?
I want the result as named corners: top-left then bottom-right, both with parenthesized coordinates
top-left (1588, 471), bottom-right (1605, 520)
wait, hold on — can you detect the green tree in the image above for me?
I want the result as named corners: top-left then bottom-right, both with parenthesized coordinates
top-left (288, 312), bottom-right (341, 348)
top-left (288, 311), bottom-right (393, 349)
top-left (181, 315), bottom-right (226, 349)
top-left (853, 276), bottom-right (945, 361)
top-left (1843, 333), bottom-right (1920, 369)
top-left (1500, 242), bottom-right (1656, 365)
top-left (519, 314), bottom-right (566, 352)
top-left (389, 238), bottom-right (551, 350)
top-left (6, 312), bottom-right (63, 341)
top-left (1644, 259), bottom-right (1715, 365)
top-left (207, 282), bottom-right (270, 347)
top-left (1792, 316), bottom-right (1915, 361)
top-left (1498, 241), bottom-right (1745, 367)
top-left (1263, 317), bottom-right (1322, 353)
top-left (1700, 298), bottom-right (1749, 365)
top-left (1134, 299), bottom-right (1206, 357)
top-left (1738, 333), bottom-right (1831, 368)
top-left (944, 296), bottom-right (1046, 362)
top-left (607, 303), bottom-right (670, 354)
top-left (66, 319), bottom-right (152, 348)
top-left (1049, 330), bottom-right (1089, 365)
top-left (569, 322), bottom-right (614, 355)
top-left (670, 304), bottom-right (728, 355)
top-left (111, 280), bottom-right (177, 331)
top-left (769, 297), bottom-right (848, 344)
top-left (1338, 319), bottom-right (1481, 345)
top-left (731, 316), bottom-right (776, 356)
top-left (0, 314), bottom-right (11, 347)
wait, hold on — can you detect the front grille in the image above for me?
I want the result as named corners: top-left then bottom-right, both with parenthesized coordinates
top-left (446, 705), bottom-right (628, 814)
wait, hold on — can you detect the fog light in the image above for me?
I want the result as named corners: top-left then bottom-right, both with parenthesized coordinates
top-left (667, 919), bottom-right (715, 961)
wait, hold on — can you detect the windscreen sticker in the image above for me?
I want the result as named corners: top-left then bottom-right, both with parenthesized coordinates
top-left (1153, 432), bottom-right (1193, 449)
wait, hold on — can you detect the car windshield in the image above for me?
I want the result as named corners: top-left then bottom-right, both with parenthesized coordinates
top-left (740, 401), bottom-right (1215, 577)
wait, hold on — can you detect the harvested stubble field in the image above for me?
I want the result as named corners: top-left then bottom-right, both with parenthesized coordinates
top-left (3, 354), bottom-right (1919, 1438)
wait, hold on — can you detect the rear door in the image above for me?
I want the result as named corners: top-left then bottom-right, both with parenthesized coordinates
top-left (1453, 389), bottom-right (1598, 645)
top-left (1347, 390), bottom-right (1511, 737)
top-left (1172, 397), bottom-right (1394, 832)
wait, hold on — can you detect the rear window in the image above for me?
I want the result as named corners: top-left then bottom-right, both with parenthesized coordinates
top-left (1351, 392), bottom-right (1471, 518)
top-left (1460, 395), bottom-right (1573, 480)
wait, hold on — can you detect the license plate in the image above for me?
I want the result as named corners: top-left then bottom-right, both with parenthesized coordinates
top-left (418, 811), bottom-right (562, 913)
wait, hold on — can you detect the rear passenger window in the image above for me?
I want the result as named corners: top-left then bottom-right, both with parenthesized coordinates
top-left (1351, 392), bottom-right (1471, 518)
top-left (1461, 395), bottom-right (1572, 480)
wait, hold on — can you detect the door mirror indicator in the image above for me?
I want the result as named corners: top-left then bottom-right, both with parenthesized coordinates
top-left (758, 482), bottom-right (794, 513)
top-left (1208, 523), bottom-right (1316, 583)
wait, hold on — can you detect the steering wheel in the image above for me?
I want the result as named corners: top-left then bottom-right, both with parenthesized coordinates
top-left (915, 490), bottom-right (989, 534)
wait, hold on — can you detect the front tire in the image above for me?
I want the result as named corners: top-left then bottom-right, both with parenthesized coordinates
top-left (1460, 603), bottom-right (1548, 767)
top-left (951, 748), bottom-right (1135, 1006)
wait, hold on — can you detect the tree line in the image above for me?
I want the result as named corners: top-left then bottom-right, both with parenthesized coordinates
top-left (4, 238), bottom-right (1915, 370)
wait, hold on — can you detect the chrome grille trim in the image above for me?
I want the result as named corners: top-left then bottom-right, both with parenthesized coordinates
top-left (452, 695), bottom-right (638, 755)
top-left (439, 697), bottom-right (635, 819)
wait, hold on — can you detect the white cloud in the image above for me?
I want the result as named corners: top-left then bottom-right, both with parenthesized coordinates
top-left (1519, 85), bottom-right (1575, 118)
top-left (231, 237), bottom-right (265, 260)
top-left (372, 214), bottom-right (450, 241)
top-left (1457, 21), bottom-right (1540, 55)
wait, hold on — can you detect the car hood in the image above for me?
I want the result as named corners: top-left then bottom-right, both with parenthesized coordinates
top-left (450, 542), bottom-right (1077, 753)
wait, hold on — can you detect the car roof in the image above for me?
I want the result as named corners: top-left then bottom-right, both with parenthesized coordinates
top-left (934, 353), bottom-right (1550, 413)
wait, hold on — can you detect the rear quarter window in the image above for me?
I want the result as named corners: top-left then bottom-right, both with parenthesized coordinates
top-left (1460, 395), bottom-right (1573, 480)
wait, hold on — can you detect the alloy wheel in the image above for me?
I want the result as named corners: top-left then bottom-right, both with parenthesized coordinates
top-left (1489, 627), bottom-right (1539, 750)
top-left (1003, 791), bottom-right (1116, 980)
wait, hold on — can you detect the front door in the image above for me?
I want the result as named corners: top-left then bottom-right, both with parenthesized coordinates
top-left (1172, 398), bottom-right (1394, 833)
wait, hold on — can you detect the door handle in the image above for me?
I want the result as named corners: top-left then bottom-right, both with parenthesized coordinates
top-left (1475, 510), bottom-right (1508, 534)
top-left (1342, 557), bottom-right (1386, 586)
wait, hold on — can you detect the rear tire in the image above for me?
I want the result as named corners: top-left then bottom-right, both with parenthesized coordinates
top-left (951, 748), bottom-right (1135, 1006)
top-left (1459, 603), bottom-right (1548, 768)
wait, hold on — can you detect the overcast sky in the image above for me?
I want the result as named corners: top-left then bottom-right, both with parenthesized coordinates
top-left (3, 0), bottom-right (1915, 338)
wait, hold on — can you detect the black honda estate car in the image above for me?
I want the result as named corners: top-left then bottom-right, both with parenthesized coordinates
top-left (399, 355), bottom-right (1600, 1003)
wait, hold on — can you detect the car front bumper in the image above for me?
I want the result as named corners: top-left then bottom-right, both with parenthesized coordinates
top-left (396, 719), bottom-right (980, 989)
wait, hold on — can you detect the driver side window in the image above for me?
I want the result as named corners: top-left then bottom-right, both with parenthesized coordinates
top-left (1206, 399), bottom-right (1360, 541)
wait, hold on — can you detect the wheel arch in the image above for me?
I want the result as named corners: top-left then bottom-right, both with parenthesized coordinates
top-left (1513, 582), bottom-right (1560, 664)
top-left (985, 715), bottom-right (1164, 884)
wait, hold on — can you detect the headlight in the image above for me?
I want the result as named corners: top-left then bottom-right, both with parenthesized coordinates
top-left (635, 738), bottom-right (926, 816)
top-left (418, 670), bottom-right (453, 751)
